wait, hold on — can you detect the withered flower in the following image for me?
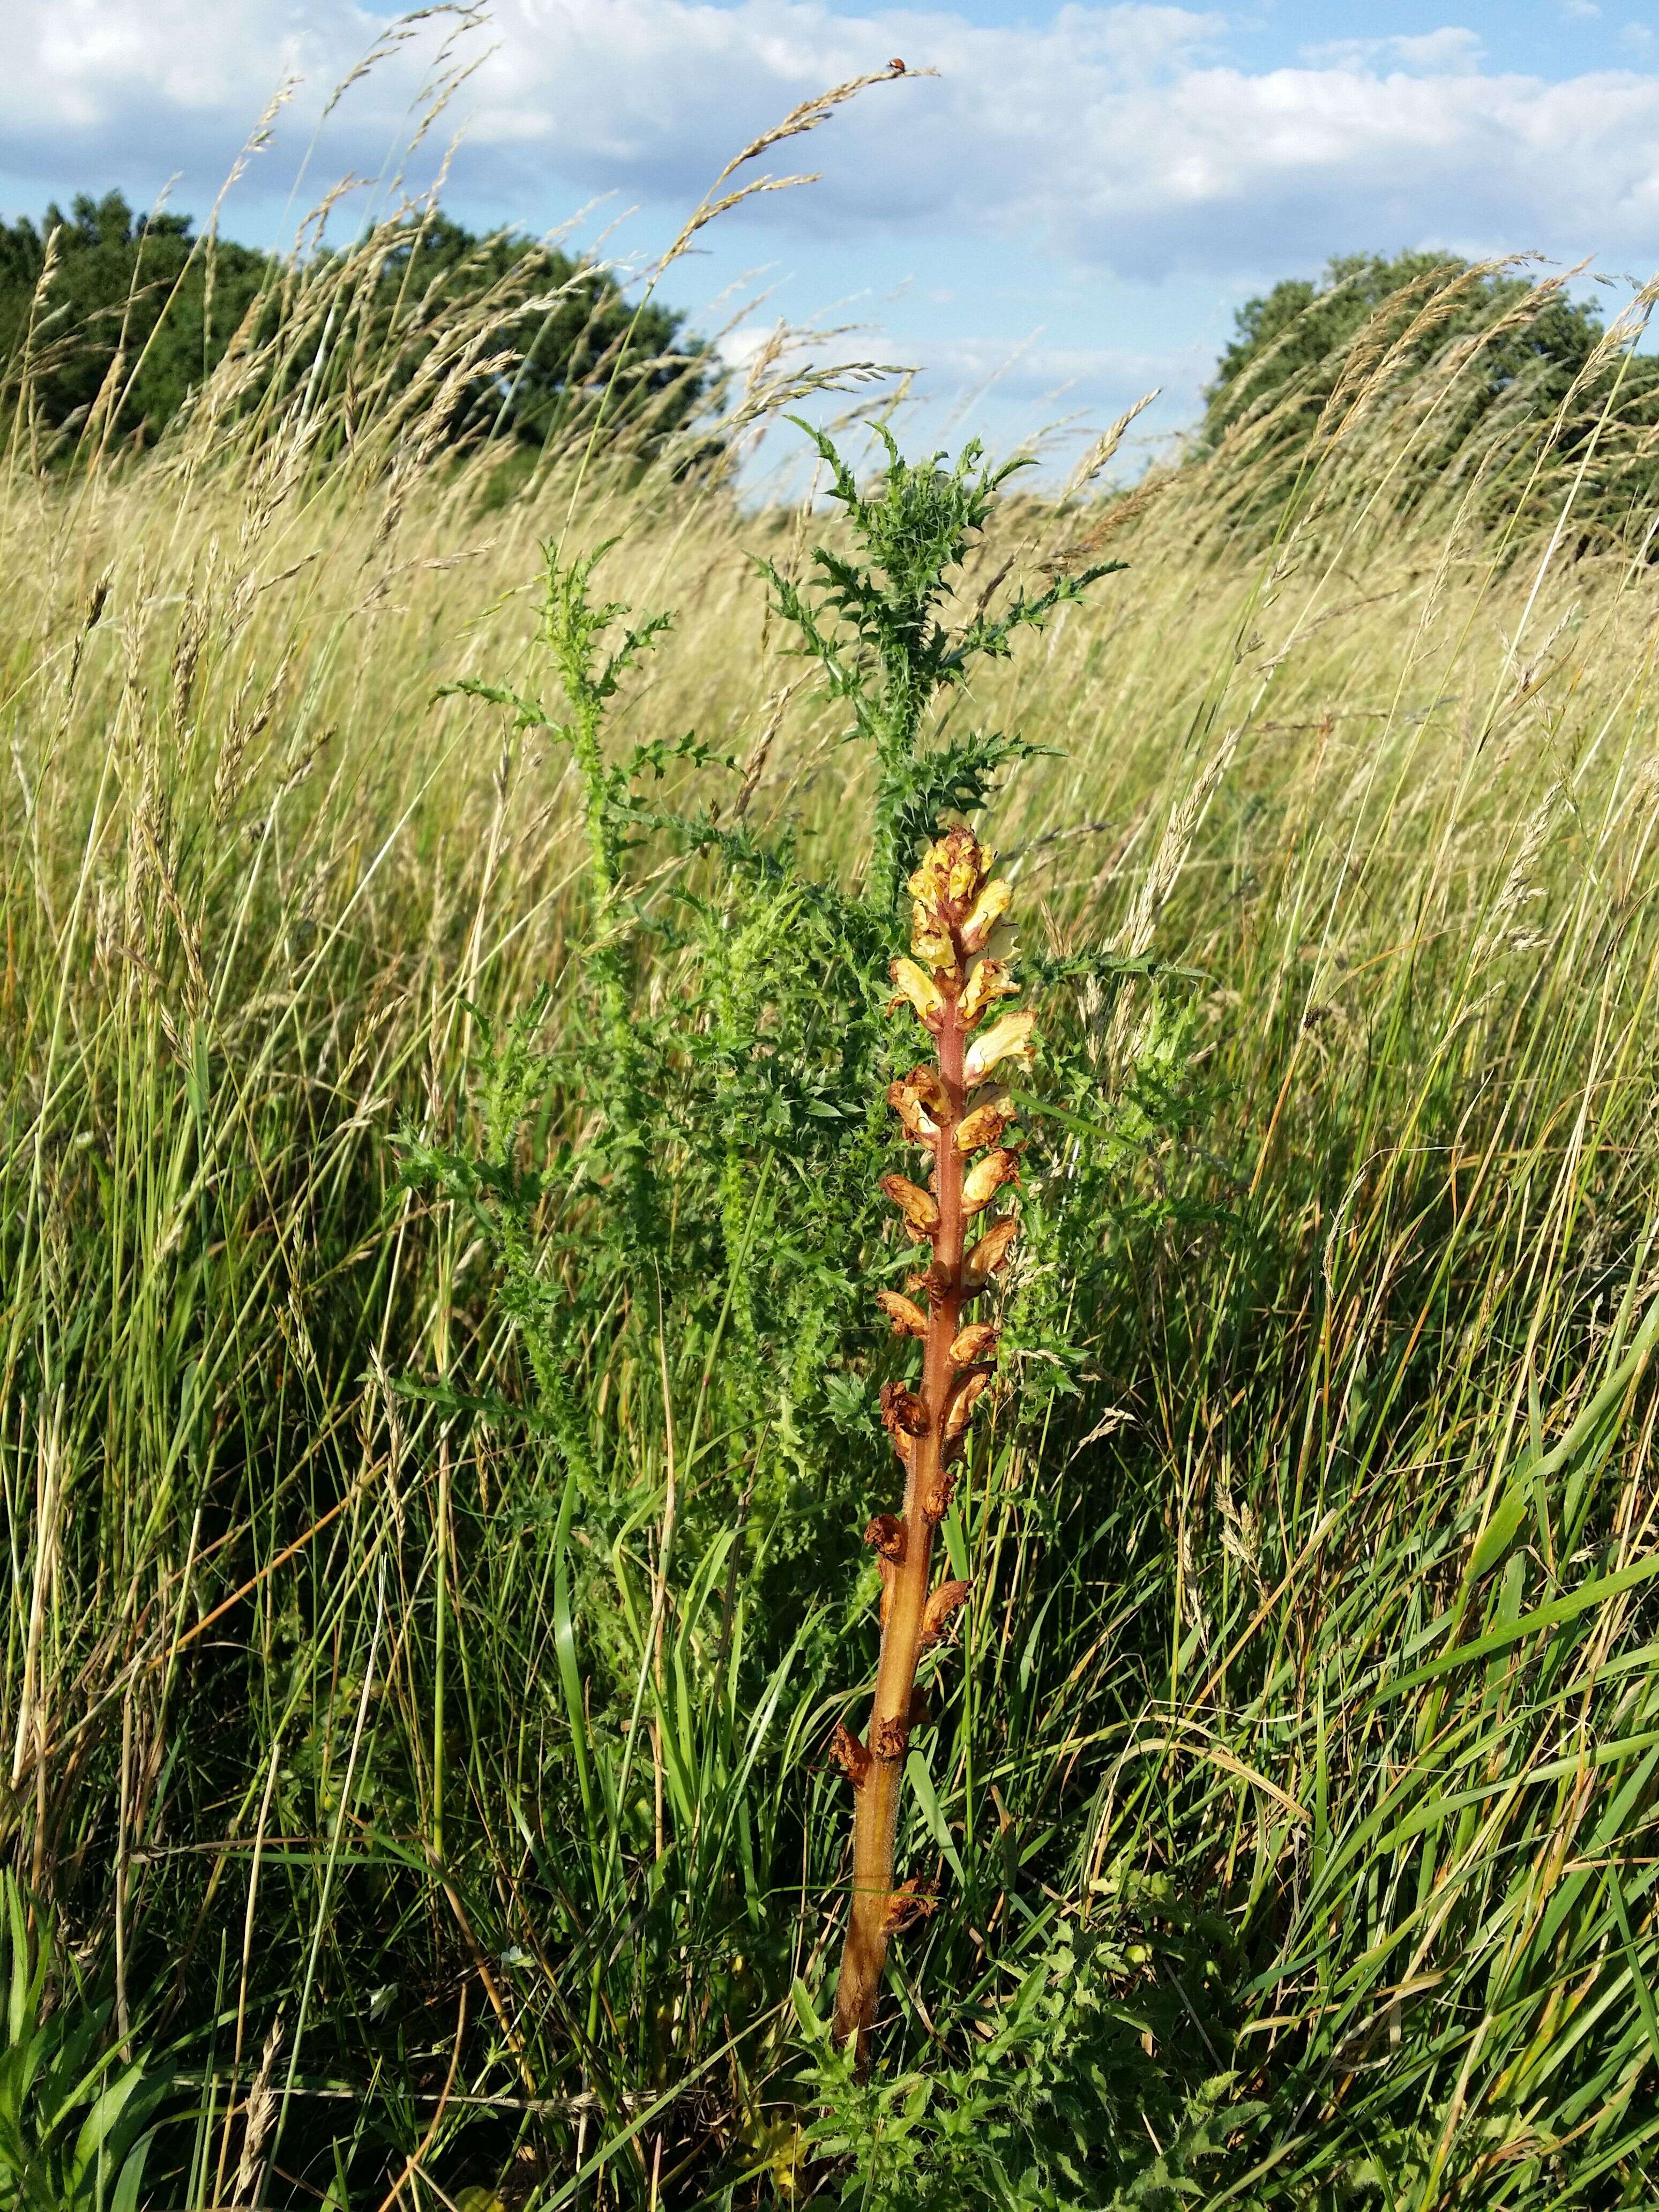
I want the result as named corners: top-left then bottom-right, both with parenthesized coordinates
top-left (878, 1380), bottom-right (931, 1438)
top-left (965, 1214), bottom-right (1021, 1287)
top-left (875, 1289), bottom-right (929, 1337)
top-left (961, 1147), bottom-right (1021, 1216)
top-left (948, 1322), bottom-right (999, 1367)
top-left (879, 1174), bottom-right (939, 1235)
top-left (955, 1093), bottom-right (1019, 1153)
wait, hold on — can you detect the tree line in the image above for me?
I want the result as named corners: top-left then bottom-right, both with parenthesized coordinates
top-left (3, 200), bottom-right (1656, 530)
top-left (0, 189), bottom-right (710, 461)
top-left (1199, 250), bottom-right (1659, 540)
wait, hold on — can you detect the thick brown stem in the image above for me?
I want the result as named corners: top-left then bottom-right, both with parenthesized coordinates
top-left (832, 986), bottom-right (967, 2062)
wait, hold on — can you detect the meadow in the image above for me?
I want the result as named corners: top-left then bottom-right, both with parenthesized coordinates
top-left (5, 110), bottom-right (1659, 2210)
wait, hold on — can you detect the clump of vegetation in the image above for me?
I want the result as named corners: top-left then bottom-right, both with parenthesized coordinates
top-left (0, 1875), bottom-right (168, 2211)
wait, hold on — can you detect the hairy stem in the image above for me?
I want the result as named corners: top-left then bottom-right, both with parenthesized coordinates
top-left (833, 991), bottom-right (964, 2058)
top-left (829, 825), bottom-right (1027, 2064)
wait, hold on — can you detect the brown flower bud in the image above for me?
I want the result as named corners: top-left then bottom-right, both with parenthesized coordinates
top-left (829, 1721), bottom-right (871, 1788)
top-left (873, 1715), bottom-right (910, 1762)
top-left (922, 1469), bottom-right (957, 1521)
top-left (944, 828), bottom-right (990, 906)
top-left (922, 1579), bottom-right (972, 1645)
top-left (884, 1878), bottom-right (938, 1934)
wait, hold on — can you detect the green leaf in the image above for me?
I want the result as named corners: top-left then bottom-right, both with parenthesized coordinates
top-left (906, 1747), bottom-right (965, 1881)
top-left (1469, 1483), bottom-right (1528, 1581)
top-left (1373, 1548), bottom-right (1659, 1703)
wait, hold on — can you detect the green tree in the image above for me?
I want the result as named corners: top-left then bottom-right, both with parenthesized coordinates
top-left (0, 190), bottom-right (270, 447)
top-left (1201, 251), bottom-right (1628, 444)
top-left (0, 191), bottom-right (712, 460)
top-left (1200, 249), bottom-right (1659, 539)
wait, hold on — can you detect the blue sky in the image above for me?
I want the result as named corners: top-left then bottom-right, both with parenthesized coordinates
top-left (5, 1), bottom-right (1658, 472)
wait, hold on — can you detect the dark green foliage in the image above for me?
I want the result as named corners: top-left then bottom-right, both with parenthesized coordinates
top-left (1200, 249), bottom-right (1659, 537)
top-left (0, 192), bottom-right (269, 449)
top-left (0, 192), bottom-right (709, 458)
top-left (797, 1933), bottom-right (1267, 2209)
top-left (0, 1879), bottom-right (167, 2212)
top-left (407, 432), bottom-right (1129, 1547)
top-left (1201, 251), bottom-right (1617, 446)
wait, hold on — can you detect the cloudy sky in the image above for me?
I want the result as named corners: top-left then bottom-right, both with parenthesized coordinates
top-left (5, 1), bottom-right (1658, 468)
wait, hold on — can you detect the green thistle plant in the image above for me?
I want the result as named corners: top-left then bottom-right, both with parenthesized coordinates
top-left (831, 823), bottom-right (1036, 2064)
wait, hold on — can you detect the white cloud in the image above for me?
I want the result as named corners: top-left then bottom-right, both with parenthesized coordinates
top-left (1302, 30), bottom-right (1485, 73)
top-left (4, 1), bottom-right (1659, 285)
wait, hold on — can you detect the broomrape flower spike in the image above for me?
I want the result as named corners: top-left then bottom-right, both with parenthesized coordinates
top-left (831, 824), bottom-right (1031, 2064)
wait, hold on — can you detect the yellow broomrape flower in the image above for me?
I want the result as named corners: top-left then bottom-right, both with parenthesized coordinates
top-left (964, 1009), bottom-right (1036, 1086)
top-left (960, 877), bottom-right (1012, 952)
top-left (888, 957), bottom-right (945, 1028)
